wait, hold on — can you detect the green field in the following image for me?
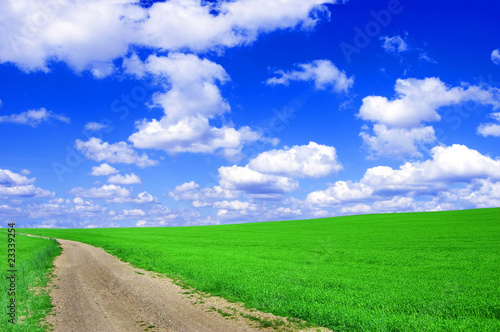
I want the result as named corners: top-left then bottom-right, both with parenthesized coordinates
top-left (23, 208), bottom-right (500, 331)
top-left (0, 231), bottom-right (61, 331)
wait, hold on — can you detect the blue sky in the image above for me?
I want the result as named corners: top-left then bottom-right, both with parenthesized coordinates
top-left (1, 0), bottom-right (500, 228)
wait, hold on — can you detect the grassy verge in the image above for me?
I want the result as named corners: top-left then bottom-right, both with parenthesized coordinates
top-left (0, 231), bottom-right (61, 331)
top-left (23, 208), bottom-right (500, 331)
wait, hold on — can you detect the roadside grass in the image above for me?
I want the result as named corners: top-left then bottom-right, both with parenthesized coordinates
top-left (23, 208), bottom-right (500, 331)
top-left (0, 232), bottom-right (61, 331)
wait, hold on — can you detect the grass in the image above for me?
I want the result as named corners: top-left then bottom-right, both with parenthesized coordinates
top-left (22, 208), bottom-right (500, 331)
top-left (0, 232), bottom-right (61, 331)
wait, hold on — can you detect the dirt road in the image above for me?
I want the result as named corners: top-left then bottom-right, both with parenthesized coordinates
top-left (47, 239), bottom-right (328, 332)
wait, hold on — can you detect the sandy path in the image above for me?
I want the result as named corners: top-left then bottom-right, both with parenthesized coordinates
top-left (47, 239), bottom-right (268, 332)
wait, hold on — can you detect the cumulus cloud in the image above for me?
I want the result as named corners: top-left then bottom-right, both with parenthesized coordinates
top-left (0, 0), bottom-right (143, 73)
top-left (380, 35), bottom-right (408, 54)
top-left (358, 77), bottom-right (500, 128)
top-left (492, 49), bottom-right (500, 65)
top-left (372, 196), bottom-right (415, 212)
top-left (266, 60), bottom-right (353, 93)
top-left (123, 209), bottom-right (146, 217)
top-left (248, 142), bottom-right (342, 178)
top-left (0, 185), bottom-right (54, 197)
top-left (0, 0), bottom-right (331, 73)
top-left (0, 169), bottom-right (35, 186)
top-left (107, 173), bottom-right (141, 185)
top-left (218, 142), bottom-right (341, 195)
top-left (306, 181), bottom-right (373, 206)
top-left (169, 181), bottom-right (239, 206)
top-left (130, 116), bottom-right (262, 160)
top-left (380, 34), bottom-right (434, 63)
top-left (307, 144), bottom-right (500, 207)
top-left (459, 179), bottom-right (500, 208)
top-left (362, 144), bottom-right (500, 192)
top-left (124, 53), bottom-right (230, 121)
top-left (171, 142), bottom-right (342, 207)
top-left (84, 122), bottom-right (110, 131)
top-left (125, 53), bottom-right (264, 160)
top-left (212, 200), bottom-right (257, 211)
top-left (69, 184), bottom-right (131, 200)
top-left (360, 124), bottom-right (436, 159)
top-left (0, 108), bottom-right (70, 127)
top-left (89, 163), bottom-right (118, 176)
top-left (477, 112), bottom-right (500, 137)
top-left (76, 137), bottom-right (158, 168)
top-left (69, 184), bottom-right (156, 204)
top-left (477, 123), bottom-right (500, 137)
top-left (140, 0), bottom-right (331, 52)
top-left (219, 165), bottom-right (299, 194)
top-left (357, 77), bottom-right (500, 158)
top-left (0, 168), bottom-right (53, 197)
top-left (340, 203), bottom-right (371, 215)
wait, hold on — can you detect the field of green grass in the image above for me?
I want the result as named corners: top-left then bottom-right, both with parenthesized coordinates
top-left (0, 231), bottom-right (61, 331)
top-left (24, 208), bottom-right (500, 331)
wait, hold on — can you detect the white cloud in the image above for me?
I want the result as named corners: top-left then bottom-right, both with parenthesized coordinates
top-left (306, 144), bottom-right (500, 209)
top-left (134, 204), bottom-right (202, 227)
top-left (372, 196), bottom-right (415, 212)
top-left (69, 184), bottom-right (131, 200)
top-left (0, 205), bottom-right (23, 216)
top-left (0, 168), bottom-right (53, 197)
top-left (138, 0), bottom-right (331, 52)
top-left (0, 0), bottom-right (145, 73)
top-left (0, 169), bottom-right (35, 186)
top-left (422, 179), bottom-right (500, 211)
top-left (212, 200), bottom-right (257, 211)
top-left (362, 144), bottom-right (500, 194)
top-left (340, 203), bottom-right (371, 215)
top-left (477, 123), bottom-right (500, 137)
top-left (358, 77), bottom-right (500, 158)
top-left (0, 0), bottom-right (331, 73)
top-left (0, 185), bottom-right (53, 197)
top-left (219, 165), bottom-right (298, 194)
top-left (84, 122), bottom-right (110, 131)
top-left (0, 108), bottom-right (70, 127)
top-left (306, 181), bottom-right (373, 206)
top-left (170, 181), bottom-right (239, 203)
top-left (380, 35), bottom-right (407, 54)
top-left (69, 184), bottom-right (156, 204)
top-left (380, 34), bottom-right (435, 63)
top-left (248, 142), bottom-right (342, 178)
top-left (360, 124), bottom-right (436, 159)
top-left (107, 173), bottom-right (141, 185)
top-left (126, 53), bottom-right (264, 160)
top-left (89, 163), bottom-right (118, 176)
top-left (266, 60), bottom-right (353, 93)
top-left (128, 191), bottom-right (156, 204)
top-left (124, 53), bottom-right (230, 121)
top-left (477, 112), bottom-right (500, 137)
top-left (123, 209), bottom-right (146, 217)
top-left (130, 117), bottom-right (261, 160)
top-left (492, 49), bottom-right (500, 65)
top-left (76, 137), bottom-right (158, 168)
top-left (171, 141), bottom-right (341, 204)
top-left (491, 112), bottom-right (500, 122)
top-left (460, 179), bottom-right (500, 208)
top-left (358, 77), bottom-right (500, 128)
